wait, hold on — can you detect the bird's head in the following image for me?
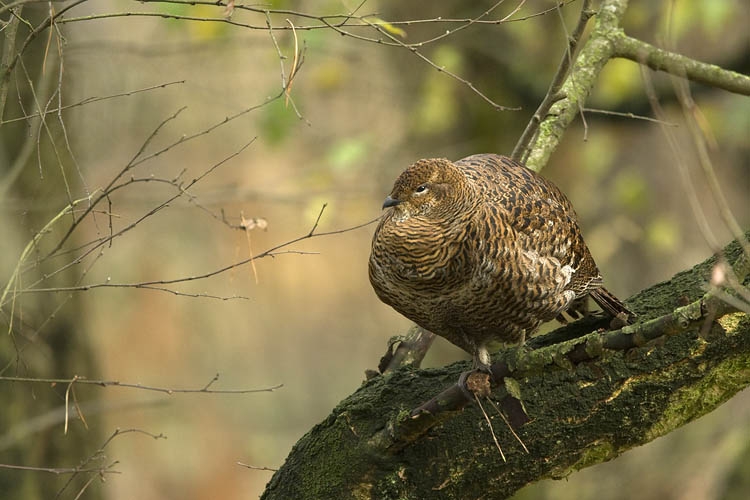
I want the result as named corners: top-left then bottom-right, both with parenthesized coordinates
top-left (382, 158), bottom-right (469, 219)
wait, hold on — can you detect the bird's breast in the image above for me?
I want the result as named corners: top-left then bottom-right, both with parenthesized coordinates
top-left (370, 215), bottom-right (472, 292)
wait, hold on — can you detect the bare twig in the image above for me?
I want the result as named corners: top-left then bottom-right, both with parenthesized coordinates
top-left (0, 463), bottom-right (120, 475)
top-left (9, 213), bottom-right (378, 299)
top-left (0, 374), bottom-right (283, 394)
top-left (378, 0), bottom-right (515, 48)
top-left (581, 107), bottom-right (677, 126)
top-left (0, 427), bottom-right (161, 479)
top-left (237, 462), bottom-right (278, 472)
top-left (55, 427), bottom-right (166, 498)
top-left (671, 76), bottom-right (750, 261)
top-left (27, 136), bottom-right (257, 293)
top-left (1, 192), bottom-right (96, 333)
top-left (307, 203), bottom-right (328, 236)
top-left (265, 11), bottom-right (288, 89)
top-left (15, 53), bottom-right (76, 212)
top-left (0, 80), bottom-right (184, 125)
top-left (475, 394), bottom-right (506, 462)
top-left (640, 67), bottom-right (720, 252)
top-left (487, 397), bottom-right (529, 454)
top-left (360, 16), bottom-right (519, 111)
top-left (42, 106), bottom-right (187, 259)
top-left (27, 1), bottom-right (574, 43)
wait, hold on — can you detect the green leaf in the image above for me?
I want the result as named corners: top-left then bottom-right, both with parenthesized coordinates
top-left (366, 17), bottom-right (407, 38)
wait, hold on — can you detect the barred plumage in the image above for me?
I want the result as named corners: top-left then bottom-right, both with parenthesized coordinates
top-left (369, 154), bottom-right (633, 368)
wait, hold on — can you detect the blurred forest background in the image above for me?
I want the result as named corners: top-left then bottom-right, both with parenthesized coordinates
top-left (1, 1), bottom-right (748, 499)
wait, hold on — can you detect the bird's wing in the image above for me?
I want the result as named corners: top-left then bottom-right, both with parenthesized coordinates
top-left (456, 154), bottom-right (601, 297)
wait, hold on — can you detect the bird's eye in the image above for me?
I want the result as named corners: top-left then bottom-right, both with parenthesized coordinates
top-left (415, 184), bottom-right (428, 194)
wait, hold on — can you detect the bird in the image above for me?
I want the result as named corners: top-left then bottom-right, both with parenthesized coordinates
top-left (368, 153), bottom-right (634, 370)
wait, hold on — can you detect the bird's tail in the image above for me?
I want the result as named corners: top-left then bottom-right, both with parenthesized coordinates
top-left (589, 287), bottom-right (636, 325)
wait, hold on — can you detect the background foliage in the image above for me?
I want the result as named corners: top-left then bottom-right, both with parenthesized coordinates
top-left (1, 1), bottom-right (748, 498)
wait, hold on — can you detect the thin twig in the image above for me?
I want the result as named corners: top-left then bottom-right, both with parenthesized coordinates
top-left (10, 214), bottom-right (379, 299)
top-left (487, 397), bottom-right (529, 453)
top-left (640, 67), bottom-right (720, 252)
top-left (0, 3), bottom-right (23, 120)
top-left (581, 107), bottom-right (677, 125)
top-left (44, 106), bottom-right (187, 259)
top-left (379, 0), bottom-right (515, 48)
top-left (237, 462), bottom-right (278, 472)
top-left (19, 139), bottom-right (258, 296)
top-left (671, 76), bottom-right (750, 262)
top-left (0, 80), bottom-right (185, 125)
top-left (360, 16), bottom-right (519, 111)
top-left (0, 463), bottom-right (121, 475)
top-left (0, 375), bottom-right (283, 394)
top-left (474, 393), bottom-right (506, 462)
top-left (307, 203), bottom-right (328, 236)
top-left (265, 11), bottom-right (287, 88)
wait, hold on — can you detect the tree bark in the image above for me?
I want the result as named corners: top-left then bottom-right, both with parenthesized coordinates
top-left (261, 235), bottom-right (750, 500)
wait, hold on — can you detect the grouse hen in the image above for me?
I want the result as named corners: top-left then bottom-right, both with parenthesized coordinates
top-left (369, 154), bottom-right (633, 368)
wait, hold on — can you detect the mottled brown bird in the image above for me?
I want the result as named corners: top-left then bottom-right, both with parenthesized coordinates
top-left (369, 154), bottom-right (633, 368)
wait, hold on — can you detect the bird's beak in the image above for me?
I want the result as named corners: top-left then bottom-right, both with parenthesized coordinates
top-left (382, 196), bottom-right (402, 210)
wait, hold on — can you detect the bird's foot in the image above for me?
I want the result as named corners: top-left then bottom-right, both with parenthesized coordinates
top-left (472, 346), bottom-right (493, 372)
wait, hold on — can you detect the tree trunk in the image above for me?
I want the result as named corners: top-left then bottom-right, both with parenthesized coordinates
top-left (261, 235), bottom-right (750, 499)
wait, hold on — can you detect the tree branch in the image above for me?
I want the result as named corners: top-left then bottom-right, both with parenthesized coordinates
top-left (613, 34), bottom-right (750, 97)
top-left (524, 0), bottom-right (629, 171)
top-left (0, 5), bottom-right (23, 120)
top-left (261, 235), bottom-right (750, 500)
top-left (518, 0), bottom-right (750, 171)
top-left (0, 373), bottom-right (282, 395)
top-left (511, 0), bottom-right (594, 164)
top-left (373, 325), bottom-right (436, 378)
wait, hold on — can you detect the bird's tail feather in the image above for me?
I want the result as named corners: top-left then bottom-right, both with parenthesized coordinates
top-left (589, 287), bottom-right (636, 324)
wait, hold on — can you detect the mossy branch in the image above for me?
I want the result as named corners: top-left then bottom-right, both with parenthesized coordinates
top-left (613, 34), bottom-right (750, 97)
top-left (261, 235), bottom-right (749, 500)
top-left (511, 0), bottom-right (594, 164)
top-left (377, 286), bottom-right (740, 454)
top-left (520, 0), bottom-right (749, 172)
top-left (522, 0), bottom-right (629, 171)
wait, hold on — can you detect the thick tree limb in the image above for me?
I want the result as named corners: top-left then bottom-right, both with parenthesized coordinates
top-left (261, 236), bottom-right (749, 500)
